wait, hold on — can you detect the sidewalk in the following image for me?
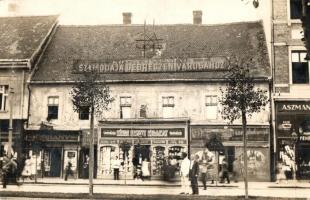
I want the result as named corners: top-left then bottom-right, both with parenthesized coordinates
top-left (0, 181), bottom-right (310, 199)
top-left (0, 178), bottom-right (307, 199)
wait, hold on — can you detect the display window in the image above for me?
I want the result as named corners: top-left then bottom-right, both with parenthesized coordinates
top-left (151, 146), bottom-right (165, 176)
top-left (99, 145), bottom-right (117, 176)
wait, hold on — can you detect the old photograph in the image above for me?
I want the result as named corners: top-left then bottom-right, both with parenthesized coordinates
top-left (0, 0), bottom-right (309, 199)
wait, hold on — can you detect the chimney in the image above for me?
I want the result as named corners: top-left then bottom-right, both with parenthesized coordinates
top-left (193, 10), bottom-right (202, 25)
top-left (123, 12), bottom-right (132, 25)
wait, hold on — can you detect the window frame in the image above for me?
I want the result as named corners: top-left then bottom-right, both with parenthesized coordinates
top-left (162, 96), bottom-right (175, 107)
top-left (287, 0), bottom-right (303, 24)
top-left (0, 85), bottom-right (8, 111)
top-left (205, 95), bottom-right (218, 120)
top-left (47, 96), bottom-right (59, 120)
top-left (290, 48), bottom-right (310, 85)
top-left (79, 105), bottom-right (90, 120)
top-left (120, 96), bottom-right (132, 119)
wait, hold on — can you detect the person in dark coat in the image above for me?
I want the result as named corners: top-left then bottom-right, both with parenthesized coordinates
top-left (64, 161), bottom-right (73, 181)
top-left (220, 158), bottom-right (230, 184)
top-left (189, 154), bottom-right (200, 195)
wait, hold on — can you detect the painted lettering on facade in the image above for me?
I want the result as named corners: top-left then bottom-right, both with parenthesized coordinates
top-left (278, 102), bottom-right (310, 112)
top-left (74, 57), bottom-right (228, 74)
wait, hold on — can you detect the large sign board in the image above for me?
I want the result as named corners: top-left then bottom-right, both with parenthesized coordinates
top-left (74, 57), bottom-right (228, 74)
top-left (101, 128), bottom-right (185, 138)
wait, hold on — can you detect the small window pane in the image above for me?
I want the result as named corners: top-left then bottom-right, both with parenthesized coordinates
top-left (292, 52), bottom-right (300, 62)
top-left (300, 52), bottom-right (308, 62)
top-left (48, 105), bottom-right (58, 119)
top-left (121, 107), bottom-right (131, 118)
top-left (292, 62), bottom-right (309, 83)
top-left (163, 97), bottom-right (168, 105)
top-left (290, 0), bottom-right (302, 19)
top-left (206, 106), bottom-right (218, 119)
top-left (169, 97), bottom-right (174, 104)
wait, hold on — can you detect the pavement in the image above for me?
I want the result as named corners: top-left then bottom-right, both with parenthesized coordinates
top-left (0, 178), bottom-right (309, 199)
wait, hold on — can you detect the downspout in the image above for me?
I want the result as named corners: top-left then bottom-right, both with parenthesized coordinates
top-left (26, 84), bottom-right (31, 128)
top-left (270, 0), bottom-right (277, 182)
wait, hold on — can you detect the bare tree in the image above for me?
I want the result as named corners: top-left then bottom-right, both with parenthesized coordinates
top-left (220, 58), bottom-right (268, 199)
top-left (70, 72), bottom-right (114, 196)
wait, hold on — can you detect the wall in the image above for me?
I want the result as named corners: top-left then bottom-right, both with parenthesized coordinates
top-left (273, 0), bottom-right (309, 98)
top-left (28, 82), bottom-right (270, 129)
top-left (0, 68), bottom-right (29, 120)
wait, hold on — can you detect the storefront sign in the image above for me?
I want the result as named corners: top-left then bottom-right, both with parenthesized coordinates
top-left (25, 131), bottom-right (79, 143)
top-left (74, 57), bottom-right (228, 74)
top-left (191, 126), bottom-right (269, 142)
top-left (168, 140), bottom-right (187, 145)
top-left (101, 128), bottom-right (184, 138)
top-left (152, 140), bottom-right (166, 144)
top-left (99, 139), bottom-right (118, 144)
top-left (277, 102), bottom-right (310, 112)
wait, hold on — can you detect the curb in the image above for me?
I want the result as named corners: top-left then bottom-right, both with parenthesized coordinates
top-left (0, 191), bottom-right (304, 200)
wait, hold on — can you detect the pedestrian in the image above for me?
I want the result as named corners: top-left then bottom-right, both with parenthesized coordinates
top-left (220, 158), bottom-right (230, 184)
top-left (179, 152), bottom-right (191, 194)
top-left (64, 161), bottom-right (74, 181)
top-left (83, 154), bottom-right (89, 179)
top-left (200, 159), bottom-right (208, 190)
top-left (1, 155), bottom-right (10, 188)
top-left (189, 154), bottom-right (200, 195)
top-left (21, 156), bottom-right (32, 181)
top-left (204, 148), bottom-right (215, 184)
top-left (112, 156), bottom-right (121, 180)
top-left (141, 158), bottom-right (150, 180)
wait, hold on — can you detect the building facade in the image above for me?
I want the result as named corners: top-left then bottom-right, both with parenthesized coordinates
top-left (272, 0), bottom-right (310, 180)
top-left (0, 16), bottom-right (58, 165)
top-left (27, 13), bottom-right (271, 180)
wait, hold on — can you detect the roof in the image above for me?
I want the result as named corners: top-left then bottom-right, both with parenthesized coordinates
top-left (32, 21), bottom-right (270, 83)
top-left (0, 15), bottom-right (58, 60)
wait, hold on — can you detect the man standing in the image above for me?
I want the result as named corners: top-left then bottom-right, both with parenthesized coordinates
top-left (112, 156), bottom-right (121, 180)
top-left (200, 159), bottom-right (208, 190)
top-left (189, 154), bottom-right (200, 195)
top-left (180, 152), bottom-right (190, 194)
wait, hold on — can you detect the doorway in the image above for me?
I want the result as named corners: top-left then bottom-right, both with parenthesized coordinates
top-left (50, 148), bottom-right (62, 177)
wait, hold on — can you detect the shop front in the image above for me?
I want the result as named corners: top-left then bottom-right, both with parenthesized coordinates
top-left (24, 130), bottom-right (80, 179)
top-left (97, 119), bottom-right (189, 180)
top-left (276, 101), bottom-right (310, 180)
top-left (190, 125), bottom-right (270, 181)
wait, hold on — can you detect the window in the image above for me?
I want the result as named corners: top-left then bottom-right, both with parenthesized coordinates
top-left (205, 95), bottom-right (218, 119)
top-left (162, 96), bottom-right (174, 118)
top-left (0, 85), bottom-right (8, 111)
top-left (120, 96), bottom-right (131, 119)
top-left (290, 0), bottom-right (302, 20)
top-left (292, 51), bottom-right (309, 84)
top-left (79, 106), bottom-right (90, 120)
top-left (47, 96), bottom-right (59, 120)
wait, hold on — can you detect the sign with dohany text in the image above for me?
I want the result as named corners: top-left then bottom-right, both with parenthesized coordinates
top-left (101, 128), bottom-right (185, 138)
top-left (74, 57), bottom-right (228, 74)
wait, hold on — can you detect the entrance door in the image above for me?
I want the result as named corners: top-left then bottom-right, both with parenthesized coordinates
top-left (50, 148), bottom-right (62, 177)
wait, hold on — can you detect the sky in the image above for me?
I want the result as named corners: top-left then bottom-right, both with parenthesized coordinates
top-left (0, 0), bottom-right (270, 25)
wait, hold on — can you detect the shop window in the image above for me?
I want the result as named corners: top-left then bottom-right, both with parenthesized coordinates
top-left (120, 96), bottom-right (131, 119)
top-left (290, 0), bottom-right (302, 20)
top-left (151, 146), bottom-right (165, 176)
top-left (205, 95), bottom-right (218, 119)
top-left (162, 96), bottom-right (174, 118)
top-left (47, 96), bottom-right (59, 120)
top-left (0, 85), bottom-right (8, 111)
top-left (79, 106), bottom-right (90, 120)
top-left (292, 51), bottom-right (309, 84)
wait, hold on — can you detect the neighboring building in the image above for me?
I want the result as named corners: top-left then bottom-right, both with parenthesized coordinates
top-left (0, 15), bottom-right (58, 162)
top-left (27, 12), bottom-right (271, 180)
top-left (272, 0), bottom-right (310, 180)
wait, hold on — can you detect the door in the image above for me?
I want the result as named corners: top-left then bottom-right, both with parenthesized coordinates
top-left (50, 148), bottom-right (62, 177)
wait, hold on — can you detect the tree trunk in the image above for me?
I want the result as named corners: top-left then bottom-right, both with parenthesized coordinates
top-left (8, 88), bottom-right (14, 158)
top-left (89, 105), bottom-right (94, 196)
top-left (242, 111), bottom-right (248, 199)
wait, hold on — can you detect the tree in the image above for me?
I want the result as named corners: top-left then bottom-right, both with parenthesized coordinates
top-left (70, 72), bottom-right (114, 196)
top-left (302, 0), bottom-right (310, 59)
top-left (220, 57), bottom-right (268, 199)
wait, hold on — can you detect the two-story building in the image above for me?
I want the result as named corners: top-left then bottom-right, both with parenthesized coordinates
top-left (26, 12), bottom-right (271, 180)
top-left (0, 15), bottom-right (58, 163)
top-left (271, 0), bottom-right (310, 180)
